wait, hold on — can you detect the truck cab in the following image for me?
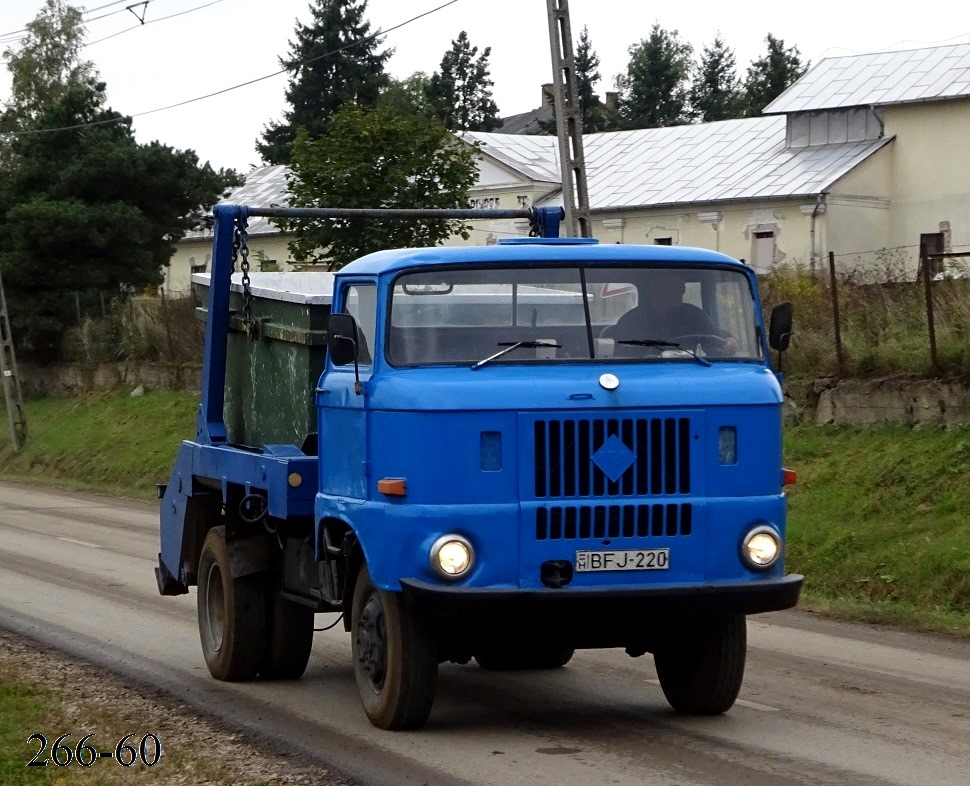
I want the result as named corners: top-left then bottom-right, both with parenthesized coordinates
top-left (317, 238), bottom-right (800, 727)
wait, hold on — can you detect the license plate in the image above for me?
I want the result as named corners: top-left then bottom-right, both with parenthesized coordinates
top-left (575, 548), bottom-right (670, 572)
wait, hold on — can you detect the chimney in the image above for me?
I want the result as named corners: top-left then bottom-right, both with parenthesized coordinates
top-left (605, 91), bottom-right (619, 112)
top-left (541, 83), bottom-right (555, 108)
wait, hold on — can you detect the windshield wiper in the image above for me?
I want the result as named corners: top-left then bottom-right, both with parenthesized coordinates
top-left (472, 340), bottom-right (562, 370)
top-left (615, 338), bottom-right (711, 367)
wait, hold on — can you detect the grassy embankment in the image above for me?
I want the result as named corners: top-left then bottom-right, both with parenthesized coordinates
top-left (0, 390), bottom-right (968, 635)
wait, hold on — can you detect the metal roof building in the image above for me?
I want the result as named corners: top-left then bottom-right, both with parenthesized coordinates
top-left (465, 117), bottom-right (891, 210)
top-left (764, 43), bottom-right (970, 113)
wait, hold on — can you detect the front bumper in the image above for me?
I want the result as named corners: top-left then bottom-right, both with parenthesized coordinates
top-left (401, 574), bottom-right (803, 619)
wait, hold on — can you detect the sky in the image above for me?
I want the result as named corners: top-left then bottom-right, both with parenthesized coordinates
top-left (1, 0), bottom-right (968, 173)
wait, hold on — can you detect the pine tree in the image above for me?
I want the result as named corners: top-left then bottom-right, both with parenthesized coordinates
top-left (743, 34), bottom-right (808, 116)
top-left (427, 31), bottom-right (500, 132)
top-left (257, 0), bottom-right (391, 164)
top-left (575, 26), bottom-right (609, 133)
top-left (690, 35), bottom-right (745, 122)
top-left (615, 24), bottom-right (694, 129)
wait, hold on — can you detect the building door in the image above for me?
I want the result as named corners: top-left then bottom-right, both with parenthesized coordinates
top-left (919, 232), bottom-right (945, 278)
top-left (752, 231), bottom-right (775, 274)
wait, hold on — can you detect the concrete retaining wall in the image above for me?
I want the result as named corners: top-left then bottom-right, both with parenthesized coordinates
top-left (786, 377), bottom-right (970, 428)
top-left (20, 362), bottom-right (201, 396)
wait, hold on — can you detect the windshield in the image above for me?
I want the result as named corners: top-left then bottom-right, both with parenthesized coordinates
top-left (386, 265), bottom-right (762, 366)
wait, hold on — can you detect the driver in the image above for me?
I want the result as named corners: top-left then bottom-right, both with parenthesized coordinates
top-left (611, 270), bottom-right (739, 354)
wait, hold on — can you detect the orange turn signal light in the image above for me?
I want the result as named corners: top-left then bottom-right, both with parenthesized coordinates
top-left (377, 478), bottom-right (407, 496)
top-left (782, 468), bottom-right (797, 486)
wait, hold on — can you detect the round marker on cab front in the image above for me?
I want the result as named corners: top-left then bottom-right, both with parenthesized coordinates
top-left (599, 373), bottom-right (620, 391)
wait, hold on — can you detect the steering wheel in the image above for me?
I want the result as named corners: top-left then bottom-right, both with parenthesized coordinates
top-left (670, 333), bottom-right (732, 355)
top-left (671, 333), bottom-right (726, 346)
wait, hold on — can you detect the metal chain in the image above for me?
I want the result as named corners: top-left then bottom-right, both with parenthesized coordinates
top-left (231, 226), bottom-right (240, 273)
top-left (236, 217), bottom-right (254, 337)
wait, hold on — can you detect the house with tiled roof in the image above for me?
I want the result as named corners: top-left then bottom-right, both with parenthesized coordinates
top-left (166, 43), bottom-right (970, 292)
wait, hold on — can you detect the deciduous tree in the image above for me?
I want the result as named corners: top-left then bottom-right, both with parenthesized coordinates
top-left (258, 0), bottom-right (391, 164)
top-left (275, 105), bottom-right (479, 269)
top-left (378, 72), bottom-right (436, 121)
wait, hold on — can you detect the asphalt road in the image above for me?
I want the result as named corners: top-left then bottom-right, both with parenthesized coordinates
top-left (0, 480), bottom-right (967, 786)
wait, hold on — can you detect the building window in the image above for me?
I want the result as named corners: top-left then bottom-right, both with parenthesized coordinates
top-left (654, 237), bottom-right (672, 245)
top-left (752, 231), bottom-right (775, 273)
top-left (190, 263), bottom-right (207, 274)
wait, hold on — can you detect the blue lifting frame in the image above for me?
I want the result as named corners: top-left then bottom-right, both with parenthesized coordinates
top-left (196, 204), bottom-right (563, 446)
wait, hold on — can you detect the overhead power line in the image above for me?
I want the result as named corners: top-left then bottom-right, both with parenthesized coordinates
top-left (86, 0), bottom-right (223, 47)
top-left (2, 0), bottom-right (462, 138)
top-left (0, 0), bottom-right (153, 45)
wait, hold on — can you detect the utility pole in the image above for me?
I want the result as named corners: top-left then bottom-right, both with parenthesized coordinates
top-left (546, 0), bottom-right (591, 238)
top-left (0, 268), bottom-right (27, 452)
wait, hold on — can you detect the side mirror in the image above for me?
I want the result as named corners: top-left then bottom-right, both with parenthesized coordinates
top-left (327, 313), bottom-right (359, 366)
top-left (768, 302), bottom-right (793, 352)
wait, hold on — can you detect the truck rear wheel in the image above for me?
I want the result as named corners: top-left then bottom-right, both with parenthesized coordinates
top-left (197, 527), bottom-right (267, 681)
top-left (474, 644), bottom-right (574, 670)
top-left (259, 592), bottom-right (314, 680)
top-left (351, 566), bottom-right (438, 730)
top-left (654, 614), bottom-right (746, 715)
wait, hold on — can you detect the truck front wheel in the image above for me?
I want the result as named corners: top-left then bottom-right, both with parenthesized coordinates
top-left (197, 527), bottom-right (267, 681)
top-left (351, 566), bottom-right (438, 729)
top-left (653, 614), bottom-right (746, 715)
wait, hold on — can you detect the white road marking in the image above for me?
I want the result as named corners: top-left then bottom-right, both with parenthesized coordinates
top-left (56, 537), bottom-right (103, 549)
top-left (735, 699), bottom-right (780, 712)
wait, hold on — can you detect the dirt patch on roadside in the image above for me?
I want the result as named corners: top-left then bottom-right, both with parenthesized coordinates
top-left (0, 631), bottom-right (357, 785)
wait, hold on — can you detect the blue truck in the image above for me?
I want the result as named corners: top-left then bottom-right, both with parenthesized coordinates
top-left (157, 203), bottom-right (801, 730)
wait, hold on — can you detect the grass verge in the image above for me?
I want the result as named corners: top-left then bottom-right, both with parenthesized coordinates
top-left (0, 390), bottom-right (196, 499)
top-left (1, 391), bottom-right (967, 635)
top-left (784, 423), bottom-right (970, 635)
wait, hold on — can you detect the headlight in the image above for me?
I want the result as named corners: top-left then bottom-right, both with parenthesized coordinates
top-left (430, 534), bottom-right (475, 580)
top-left (741, 525), bottom-right (781, 570)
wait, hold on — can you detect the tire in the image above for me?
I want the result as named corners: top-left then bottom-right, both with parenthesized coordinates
top-left (475, 644), bottom-right (575, 671)
top-left (259, 591), bottom-right (314, 680)
top-left (654, 614), bottom-right (746, 715)
top-left (196, 527), bottom-right (267, 681)
top-left (351, 566), bottom-right (438, 730)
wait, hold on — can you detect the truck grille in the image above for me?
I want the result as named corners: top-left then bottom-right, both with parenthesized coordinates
top-left (535, 503), bottom-right (693, 541)
top-left (533, 417), bottom-right (692, 498)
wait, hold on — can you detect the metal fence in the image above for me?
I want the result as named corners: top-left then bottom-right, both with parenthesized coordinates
top-left (758, 246), bottom-right (970, 379)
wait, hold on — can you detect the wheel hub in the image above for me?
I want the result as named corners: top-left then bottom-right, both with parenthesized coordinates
top-left (356, 595), bottom-right (387, 690)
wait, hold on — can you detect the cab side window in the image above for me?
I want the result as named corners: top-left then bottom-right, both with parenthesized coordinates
top-left (343, 284), bottom-right (377, 365)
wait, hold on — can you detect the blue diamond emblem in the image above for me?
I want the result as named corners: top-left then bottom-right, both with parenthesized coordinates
top-left (591, 435), bottom-right (635, 482)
